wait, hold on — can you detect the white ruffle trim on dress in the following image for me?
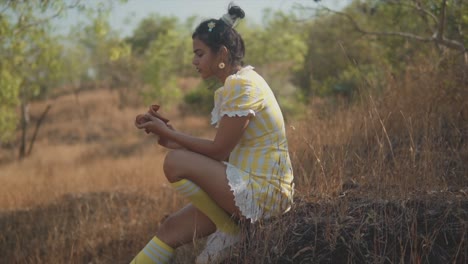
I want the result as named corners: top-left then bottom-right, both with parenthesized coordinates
top-left (224, 162), bottom-right (265, 223)
top-left (211, 109), bottom-right (256, 127)
top-left (210, 102), bottom-right (221, 126)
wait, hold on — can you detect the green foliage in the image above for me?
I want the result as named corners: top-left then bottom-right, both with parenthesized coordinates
top-left (296, 0), bottom-right (467, 101)
top-left (183, 89), bottom-right (213, 115)
top-left (7, 2), bottom-right (69, 98)
top-left (126, 15), bottom-right (179, 56)
top-left (142, 28), bottom-right (181, 103)
top-left (55, 40), bottom-right (90, 90)
top-left (239, 10), bottom-right (308, 115)
top-left (297, 3), bottom-right (392, 99)
top-left (315, 64), bottom-right (385, 99)
top-left (182, 78), bottom-right (221, 115)
top-left (74, 15), bottom-right (131, 82)
top-left (136, 16), bottom-right (192, 106)
top-left (242, 10), bottom-right (307, 72)
top-left (356, 1), bottom-right (432, 67)
top-left (0, 0), bottom-right (127, 145)
top-left (0, 0), bottom-right (67, 142)
top-left (272, 81), bottom-right (307, 119)
top-left (0, 67), bottom-right (20, 142)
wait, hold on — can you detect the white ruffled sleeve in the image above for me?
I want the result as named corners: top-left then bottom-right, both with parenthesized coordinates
top-left (213, 75), bottom-right (264, 126)
top-left (211, 88), bottom-right (223, 126)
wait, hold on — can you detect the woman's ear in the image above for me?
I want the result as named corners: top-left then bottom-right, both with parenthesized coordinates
top-left (219, 45), bottom-right (229, 62)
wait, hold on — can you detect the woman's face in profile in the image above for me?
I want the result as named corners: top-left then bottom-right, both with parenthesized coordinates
top-left (192, 38), bottom-right (218, 79)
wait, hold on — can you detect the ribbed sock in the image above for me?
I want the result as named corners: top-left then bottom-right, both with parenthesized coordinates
top-left (130, 236), bottom-right (174, 264)
top-left (172, 179), bottom-right (240, 235)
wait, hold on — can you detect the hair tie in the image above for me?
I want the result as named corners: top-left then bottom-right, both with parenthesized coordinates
top-left (220, 13), bottom-right (238, 28)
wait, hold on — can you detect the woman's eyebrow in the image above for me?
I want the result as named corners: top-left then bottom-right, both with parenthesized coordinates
top-left (193, 49), bottom-right (202, 53)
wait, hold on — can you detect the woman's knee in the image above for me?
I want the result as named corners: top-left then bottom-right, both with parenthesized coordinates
top-left (163, 149), bottom-right (188, 182)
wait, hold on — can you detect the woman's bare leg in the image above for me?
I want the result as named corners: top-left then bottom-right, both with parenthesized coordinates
top-left (156, 204), bottom-right (216, 248)
top-left (146, 149), bottom-right (243, 263)
top-left (155, 148), bottom-right (242, 244)
top-left (129, 204), bottom-right (214, 263)
top-left (163, 149), bottom-right (241, 217)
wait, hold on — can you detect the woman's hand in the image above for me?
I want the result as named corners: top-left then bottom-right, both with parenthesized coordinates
top-left (135, 115), bottom-right (183, 149)
top-left (135, 113), bottom-right (170, 135)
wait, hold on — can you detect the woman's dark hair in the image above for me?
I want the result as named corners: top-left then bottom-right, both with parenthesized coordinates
top-left (192, 4), bottom-right (246, 66)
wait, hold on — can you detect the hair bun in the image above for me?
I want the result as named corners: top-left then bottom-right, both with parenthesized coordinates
top-left (228, 5), bottom-right (245, 19)
top-left (220, 3), bottom-right (245, 28)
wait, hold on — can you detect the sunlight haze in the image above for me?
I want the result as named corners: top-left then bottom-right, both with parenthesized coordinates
top-left (58, 0), bottom-right (350, 36)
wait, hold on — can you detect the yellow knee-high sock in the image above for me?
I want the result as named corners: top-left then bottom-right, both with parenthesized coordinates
top-left (130, 236), bottom-right (174, 264)
top-left (172, 179), bottom-right (240, 235)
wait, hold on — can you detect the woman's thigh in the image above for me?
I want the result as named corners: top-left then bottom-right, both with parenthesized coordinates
top-left (163, 149), bottom-right (241, 217)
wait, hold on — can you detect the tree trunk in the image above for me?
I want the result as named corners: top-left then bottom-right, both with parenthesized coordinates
top-left (18, 102), bottom-right (29, 160)
top-left (27, 105), bottom-right (51, 156)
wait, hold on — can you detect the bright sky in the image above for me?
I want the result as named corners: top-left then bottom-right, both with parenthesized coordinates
top-left (60, 0), bottom-right (350, 37)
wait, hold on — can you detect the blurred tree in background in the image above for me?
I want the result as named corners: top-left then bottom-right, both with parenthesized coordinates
top-left (72, 12), bottom-right (132, 108)
top-left (0, 0), bottom-right (71, 157)
top-left (296, 0), bottom-right (467, 102)
top-left (243, 9), bottom-right (308, 116)
top-left (124, 15), bottom-right (196, 107)
top-left (0, 0), bottom-right (128, 158)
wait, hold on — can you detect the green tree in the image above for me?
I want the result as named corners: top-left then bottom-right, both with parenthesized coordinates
top-left (62, 5), bottom-right (132, 110)
top-left (56, 39), bottom-right (90, 93)
top-left (296, 0), bottom-right (467, 101)
top-left (142, 26), bottom-right (187, 105)
top-left (243, 10), bottom-right (307, 71)
top-left (0, 0), bottom-right (68, 157)
top-left (75, 15), bottom-right (131, 85)
top-left (241, 10), bottom-right (308, 115)
top-left (126, 15), bottom-right (179, 56)
top-left (128, 15), bottom-right (193, 106)
top-left (297, 5), bottom-right (382, 99)
top-left (0, 0), bottom-right (128, 158)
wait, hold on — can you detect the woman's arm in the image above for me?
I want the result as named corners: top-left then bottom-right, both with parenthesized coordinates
top-left (156, 124), bottom-right (184, 149)
top-left (140, 114), bottom-right (250, 161)
top-left (163, 115), bottom-right (250, 161)
top-left (157, 137), bottom-right (184, 149)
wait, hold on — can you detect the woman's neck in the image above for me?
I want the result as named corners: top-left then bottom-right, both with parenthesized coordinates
top-left (218, 64), bottom-right (242, 83)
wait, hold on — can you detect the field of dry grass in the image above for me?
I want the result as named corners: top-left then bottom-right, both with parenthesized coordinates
top-left (0, 61), bottom-right (467, 263)
top-left (0, 89), bottom-right (213, 263)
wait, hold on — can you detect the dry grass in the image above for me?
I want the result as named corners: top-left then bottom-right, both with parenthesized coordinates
top-left (226, 60), bottom-right (468, 263)
top-left (289, 61), bottom-right (467, 199)
top-left (228, 193), bottom-right (466, 263)
top-left (0, 88), bottom-right (210, 263)
top-left (0, 60), bottom-right (467, 263)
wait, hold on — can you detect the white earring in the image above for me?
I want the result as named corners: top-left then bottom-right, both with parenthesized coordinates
top-left (218, 62), bottom-right (225, 69)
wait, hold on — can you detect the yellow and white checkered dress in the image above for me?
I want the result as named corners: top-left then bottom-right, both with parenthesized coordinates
top-left (211, 66), bottom-right (294, 222)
